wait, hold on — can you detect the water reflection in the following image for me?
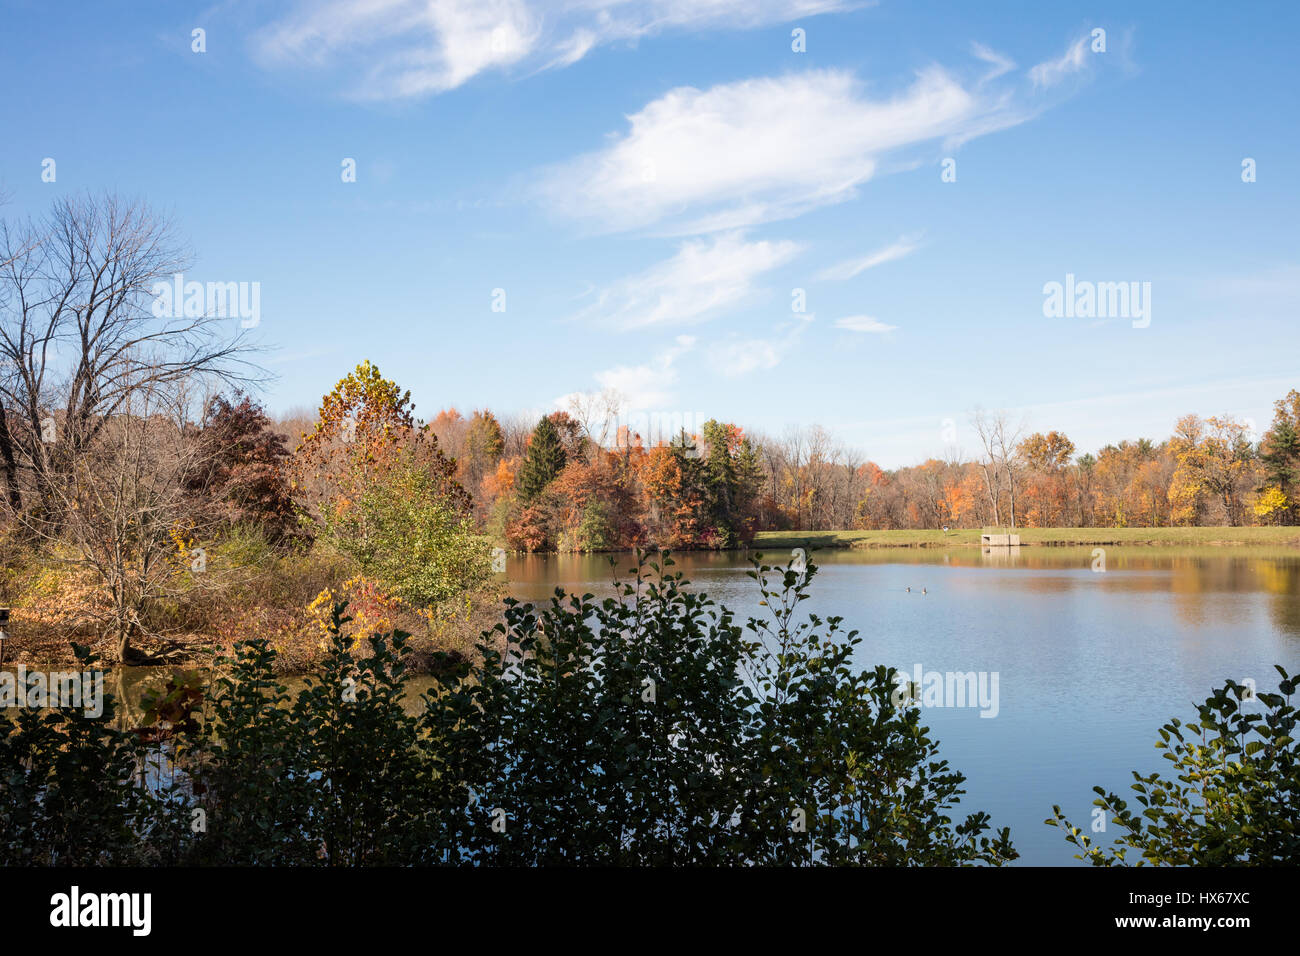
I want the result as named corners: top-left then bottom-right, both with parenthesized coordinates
top-left (507, 547), bottom-right (1300, 642)
top-left (503, 546), bottom-right (1300, 866)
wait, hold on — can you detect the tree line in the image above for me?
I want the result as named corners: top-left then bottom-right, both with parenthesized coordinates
top-left (415, 390), bottom-right (1300, 549)
top-left (3, 192), bottom-right (1297, 669)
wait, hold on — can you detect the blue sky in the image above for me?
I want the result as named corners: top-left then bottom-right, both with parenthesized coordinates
top-left (2, 0), bottom-right (1297, 466)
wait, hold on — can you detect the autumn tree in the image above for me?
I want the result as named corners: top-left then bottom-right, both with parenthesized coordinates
top-left (184, 392), bottom-right (298, 543)
top-left (544, 452), bottom-right (645, 552)
top-left (1168, 415), bottom-right (1256, 526)
top-left (324, 451), bottom-right (490, 608)
top-left (640, 439), bottom-right (706, 548)
top-left (430, 407), bottom-right (468, 460)
top-left (294, 361), bottom-right (480, 612)
top-left (1019, 431), bottom-right (1075, 527)
top-left (293, 360), bottom-right (466, 515)
top-left (463, 410), bottom-right (504, 482)
top-left (1071, 453), bottom-right (1097, 526)
top-left (545, 410), bottom-right (588, 463)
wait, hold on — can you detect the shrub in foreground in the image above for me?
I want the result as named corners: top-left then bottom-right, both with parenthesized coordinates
top-left (1048, 667), bottom-right (1298, 865)
top-left (1, 554), bottom-right (1015, 866)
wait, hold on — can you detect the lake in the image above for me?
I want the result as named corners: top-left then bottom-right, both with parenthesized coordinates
top-left (504, 545), bottom-right (1300, 866)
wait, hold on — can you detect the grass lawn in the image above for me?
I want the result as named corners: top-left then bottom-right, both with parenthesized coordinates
top-left (751, 527), bottom-right (1300, 550)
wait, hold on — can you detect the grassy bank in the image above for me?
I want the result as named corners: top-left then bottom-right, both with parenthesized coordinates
top-left (751, 527), bottom-right (1300, 550)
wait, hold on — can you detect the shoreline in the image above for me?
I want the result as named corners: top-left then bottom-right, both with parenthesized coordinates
top-left (745, 527), bottom-right (1300, 551)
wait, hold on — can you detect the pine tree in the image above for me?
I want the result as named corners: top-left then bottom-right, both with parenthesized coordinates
top-left (1260, 408), bottom-right (1300, 524)
top-left (701, 419), bottom-right (737, 540)
top-left (517, 416), bottom-right (567, 501)
top-left (661, 429), bottom-right (709, 544)
top-left (734, 436), bottom-right (765, 532)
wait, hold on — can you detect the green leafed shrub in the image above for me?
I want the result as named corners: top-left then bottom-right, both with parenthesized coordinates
top-left (1048, 667), bottom-right (1298, 865)
top-left (1, 554), bottom-right (1021, 865)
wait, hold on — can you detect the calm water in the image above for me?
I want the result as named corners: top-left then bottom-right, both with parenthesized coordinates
top-left (505, 546), bottom-right (1300, 866)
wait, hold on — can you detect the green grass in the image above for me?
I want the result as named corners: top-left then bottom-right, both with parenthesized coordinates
top-left (751, 527), bottom-right (1300, 550)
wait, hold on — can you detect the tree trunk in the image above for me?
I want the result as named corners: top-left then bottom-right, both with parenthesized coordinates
top-left (0, 401), bottom-right (21, 512)
top-left (1005, 465), bottom-right (1018, 529)
top-left (115, 616), bottom-right (135, 664)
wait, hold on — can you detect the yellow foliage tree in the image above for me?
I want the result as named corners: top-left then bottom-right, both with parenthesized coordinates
top-left (1254, 486), bottom-right (1289, 524)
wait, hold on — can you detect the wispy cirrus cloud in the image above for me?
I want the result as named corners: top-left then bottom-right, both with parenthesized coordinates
top-left (576, 232), bottom-right (802, 330)
top-left (1027, 35), bottom-right (1091, 88)
top-left (971, 41), bottom-right (1016, 83)
top-left (834, 314), bottom-right (896, 333)
top-left (536, 65), bottom-right (1033, 235)
top-left (252, 0), bottom-right (536, 98)
top-left (252, 0), bottom-right (858, 100)
top-left (816, 234), bottom-right (922, 281)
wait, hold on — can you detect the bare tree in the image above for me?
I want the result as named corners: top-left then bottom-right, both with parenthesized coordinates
top-left (971, 408), bottom-right (1026, 528)
top-left (565, 388), bottom-right (624, 453)
top-left (26, 374), bottom-right (212, 662)
top-left (0, 193), bottom-right (259, 519)
top-left (498, 411), bottom-right (536, 460)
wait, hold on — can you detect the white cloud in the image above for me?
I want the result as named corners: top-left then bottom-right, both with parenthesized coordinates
top-left (538, 66), bottom-right (1029, 234)
top-left (1028, 36), bottom-right (1090, 88)
top-left (591, 334), bottom-right (696, 409)
top-left (709, 316), bottom-right (811, 377)
top-left (253, 0), bottom-right (539, 98)
top-left (577, 232), bottom-right (802, 329)
top-left (253, 0), bottom-right (856, 99)
top-left (546, 27), bottom-right (597, 69)
top-left (971, 41), bottom-right (1015, 83)
top-left (834, 314), bottom-right (896, 333)
top-left (817, 235), bottom-right (921, 281)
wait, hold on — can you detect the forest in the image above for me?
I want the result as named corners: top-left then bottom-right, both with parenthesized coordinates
top-left (420, 390), bottom-right (1300, 550)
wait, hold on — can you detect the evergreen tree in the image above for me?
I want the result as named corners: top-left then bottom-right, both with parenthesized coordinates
top-left (517, 416), bottom-right (567, 501)
top-left (1260, 395), bottom-right (1300, 524)
top-left (665, 428), bottom-right (709, 543)
top-left (698, 419), bottom-right (738, 543)
top-left (734, 436), bottom-right (765, 533)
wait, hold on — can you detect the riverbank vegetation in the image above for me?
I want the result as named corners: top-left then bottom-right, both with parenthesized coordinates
top-left (0, 196), bottom-right (497, 668)
top-left (4, 553), bottom-right (1294, 866)
top-left (0, 557), bottom-right (1018, 866)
